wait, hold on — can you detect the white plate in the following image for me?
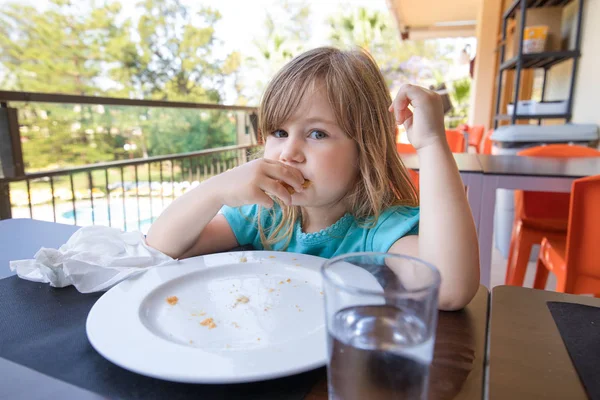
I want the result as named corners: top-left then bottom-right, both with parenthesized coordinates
top-left (86, 251), bottom-right (328, 384)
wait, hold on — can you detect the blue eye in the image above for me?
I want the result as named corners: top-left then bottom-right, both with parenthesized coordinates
top-left (272, 130), bottom-right (288, 138)
top-left (309, 130), bottom-right (327, 140)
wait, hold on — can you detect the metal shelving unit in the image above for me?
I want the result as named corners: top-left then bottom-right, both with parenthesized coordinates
top-left (493, 0), bottom-right (585, 129)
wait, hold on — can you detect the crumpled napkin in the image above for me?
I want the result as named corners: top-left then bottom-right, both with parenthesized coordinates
top-left (9, 225), bottom-right (175, 293)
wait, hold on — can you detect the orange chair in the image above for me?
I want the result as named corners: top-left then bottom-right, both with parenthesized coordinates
top-left (396, 143), bottom-right (419, 190)
top-left (396, 143), bottom-right (416, 154)
top-left (480, 129), bottom-right (493, 155)
top-left (467, 125), bottom-right (485, 153)
top-left (533, 175), bottom-right (600, 295)
top-left (505, 145), bottom-right (600, 286)
top-left (445, 129), bottom-right (466, 153)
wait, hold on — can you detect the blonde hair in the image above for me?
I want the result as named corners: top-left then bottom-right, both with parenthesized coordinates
top-left (256, 46), bottom-right (418, 250)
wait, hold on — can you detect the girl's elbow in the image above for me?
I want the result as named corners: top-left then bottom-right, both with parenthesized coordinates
top-left (438, 278), bottom-right (479, 311)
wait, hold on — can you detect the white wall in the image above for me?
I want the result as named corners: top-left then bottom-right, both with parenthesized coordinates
top-left (545, 0), bottom-right (600, 127)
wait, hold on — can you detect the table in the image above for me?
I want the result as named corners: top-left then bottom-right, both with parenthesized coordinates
top-left (476, 155), bottom-right (600, 287)
top-left (0, 218), bottom-right (490, 400)
top-left (488, 286), bottom-right (600, 399)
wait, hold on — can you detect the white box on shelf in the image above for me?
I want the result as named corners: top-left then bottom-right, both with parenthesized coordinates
top-left (507, 100), bottom-right (535, 115)
top-left (533, 101), bottom-right (567, 115)
top-left (506, 100), bottom-right (567, 116)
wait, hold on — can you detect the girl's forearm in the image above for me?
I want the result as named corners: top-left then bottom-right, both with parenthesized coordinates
top-left (145, 178), bottom-right (223, 258)
top-left (416, 140), bottom-right (480, 309)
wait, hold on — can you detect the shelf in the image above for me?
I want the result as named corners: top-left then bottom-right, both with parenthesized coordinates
top-left (500, 50), bottom-right (580, 70)
top-left (495, 113), bottom-right (571, 121)
top-left (504, 0), bottom-right (575, 19)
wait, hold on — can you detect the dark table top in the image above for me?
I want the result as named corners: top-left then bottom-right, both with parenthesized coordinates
top-left (307, 285), bottom-right (490, 400)
top-left (477, 154), bottom-right (600, 178)
top-left (400, 153), bottom-right (483, 173)
top-left (488, 286), bottom-right (600, 400)
top-left (0, 218), bottom-right (490, 400)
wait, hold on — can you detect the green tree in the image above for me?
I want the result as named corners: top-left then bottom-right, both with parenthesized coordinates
top-left (0, 0), bottom-right (241, 170)
top-left (242, 1), bottom-right (311, 103)
top-left (328, 7), bottom-right (452, 89)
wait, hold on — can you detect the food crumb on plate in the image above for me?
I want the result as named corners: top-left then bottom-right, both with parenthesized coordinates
top-left (279, 281), bottom-right (284, 285)
top-left (189, 340), bottom-right (194, 344)
top-left (234, 295), bottom-right (250, 307)
top-left (166, 296), bottom-right (178, 305)
top-left (200, 318), bottom-right (217, 329)
top-left (268, 288), bottom-right (275, 293)
top-left (286, 278), bottom-right (291, 283)
top-left (268, 256), bottom-right (276, 259)
top-left (232, 322), bottom-right (240, 328)
top-left (239, 256), bottom-right (247, 263)
top-left (257, 338), bottom-right (261, 341)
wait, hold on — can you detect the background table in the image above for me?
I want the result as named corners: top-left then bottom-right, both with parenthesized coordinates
top-left (488, 286), bottom-right (600, 399)
top-left (0, 218), bottom-right (490, 399)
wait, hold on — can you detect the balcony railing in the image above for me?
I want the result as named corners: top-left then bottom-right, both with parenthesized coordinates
top-left (0, 91), bottom-right (261, 232)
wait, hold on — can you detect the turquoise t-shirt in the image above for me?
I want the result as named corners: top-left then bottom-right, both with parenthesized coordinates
top-left (221, 203), bottom-right (419, 258)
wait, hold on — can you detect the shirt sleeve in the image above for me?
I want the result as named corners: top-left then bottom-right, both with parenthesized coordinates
top-left (220, 204), bottom-right (261, 247)
top-left (367, 206), bottom-right (420, 253)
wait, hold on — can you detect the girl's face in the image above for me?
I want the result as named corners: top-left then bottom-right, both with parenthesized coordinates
top-left (263, 86), bottom-right (359, 208)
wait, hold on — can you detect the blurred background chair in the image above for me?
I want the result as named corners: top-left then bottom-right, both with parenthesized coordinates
top-left (533, 174), bottom-right (600, 296)
top-left (505, 144), bottom-right (600, 286)
top-left (445, 129), bottom-right (466, 153)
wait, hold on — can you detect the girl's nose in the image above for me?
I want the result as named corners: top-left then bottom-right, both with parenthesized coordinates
top-left (279, 138), bottom-right (305, 163)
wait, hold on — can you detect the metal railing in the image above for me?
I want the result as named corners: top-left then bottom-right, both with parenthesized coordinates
top-left (0, 90), bottom-right (261, 231)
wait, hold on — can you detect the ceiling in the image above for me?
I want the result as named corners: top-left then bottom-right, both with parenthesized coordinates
top-left (386, 0), bottom-right (483, 40)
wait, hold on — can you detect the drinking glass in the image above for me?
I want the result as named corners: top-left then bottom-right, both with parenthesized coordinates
top-left (321, 252), bottom-right (441, 400)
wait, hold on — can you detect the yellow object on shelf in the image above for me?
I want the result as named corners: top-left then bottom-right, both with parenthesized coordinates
top-left (523, 25), bottom-right (548, 54)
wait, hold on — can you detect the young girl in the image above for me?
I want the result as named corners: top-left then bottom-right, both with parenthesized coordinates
top-left (146, 47), bottom-right (480, 310)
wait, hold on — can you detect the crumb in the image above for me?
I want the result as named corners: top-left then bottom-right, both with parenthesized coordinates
top-left (279, 281), bottom-right (284, 285)
top-left (237, 296), bottom-right (249, 304)
top-left (295, 264), bottom-right (301, 266)
top-left (232, 322), bottom-right (240, 328)
top-left (239, 256), bottom-right (247, 263)
top-left (293, 285), bottom-right (297, 287)
top-left (257, 338), bottom-right (261, 341)
top-left (320, 291), bottom-right (323, 295)
top-left (199, 312), bottom-right (206, 316)
top-left (268, 255), bottom-right (276, 259)
top-left (200, 318), bottom-right (217, 329)
top-left (286, 278), bottom-right (291, 283)
top-left (189, 340), bottom-right (194, 344)
top-left (268, 288), bottom-right (275, 293)
top-left (233, 295), bottom-right (250, 307)
top-left (166, 296), bottom-right (178, 305)
top-left (291, 258), bottom-right (297, 260)
top-left (264, 308), bottom-right (268, 311)
top-left (298, 308), bottom-right (303, 312)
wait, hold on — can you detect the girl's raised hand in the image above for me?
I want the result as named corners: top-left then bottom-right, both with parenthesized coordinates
top-left (213, 158), bottom-right (306, 208)
top-left (388, 84), bottom-right (446, 151)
